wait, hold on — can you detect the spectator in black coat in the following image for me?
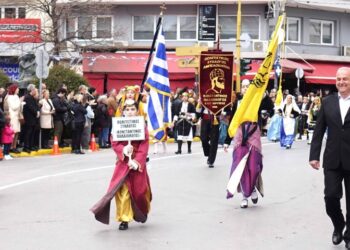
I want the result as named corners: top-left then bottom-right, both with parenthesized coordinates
top-left (52, 88), bottom-right (69, 147)
top-left (95, 95), bottom-right (110, 148)
top-left (71, 94), bottom-right (87, 154)
top-left (22, 84), bottom-right (40, 153)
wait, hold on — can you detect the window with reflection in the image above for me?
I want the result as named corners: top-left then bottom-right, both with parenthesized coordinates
top-left (286, 17), bottom-right (300, 43)
top-left (133, 16), bottom-right (154, 40)
top-left (309, 19), bottom-right (334, 45)
top-left (66, 18), bottom-right (76, 39)
top-left (219, 15), bottom-right (259, 40)
top-left (5, 8), bottom-right (16, 18)
top-left (78, 16), bottom-right (93, 39)
top-left (96, 17), bottom-right (112, 38)
top-left (180, 16), bottom-right (196, 39)
top-left (18, 8), bottom-right (26, 18)
top-left (163, 16), bottom-right (177, 40)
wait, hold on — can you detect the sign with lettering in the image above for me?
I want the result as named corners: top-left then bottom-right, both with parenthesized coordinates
top-left (111, 116), bottom-right (145, 141)
top-left (0, 63), bottom-right (19, 82)
top-left (0, 19), bottom-right (42, 43)
top-left (198, 5), bottom-right (217, 41)
top-left (199, 51), bottom-right (234, 115)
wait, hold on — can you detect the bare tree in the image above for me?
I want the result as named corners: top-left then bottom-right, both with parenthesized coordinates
top-left (23, 0), bottom-right (126, 64)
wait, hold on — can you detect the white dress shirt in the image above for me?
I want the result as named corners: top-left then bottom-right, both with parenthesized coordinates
top-left (338, 94), bottom-right (350, 124)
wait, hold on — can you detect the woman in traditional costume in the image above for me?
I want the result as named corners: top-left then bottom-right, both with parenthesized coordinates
top-left (173, 92), bottom-right (196, 154)
top-left (307, 96), bottom-right (321, 145)
top-left (91, 99), bottom-right (151, 230)
top-left (279, 94), bottom-right (300, 149)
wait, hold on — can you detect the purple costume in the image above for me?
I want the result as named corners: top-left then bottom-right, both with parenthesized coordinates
top-left (227, 122), bottom-right (264, 198)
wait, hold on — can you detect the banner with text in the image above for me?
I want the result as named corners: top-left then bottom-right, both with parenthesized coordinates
top-left (0, 19), bottom-right (42, 43)
top-left (111, 116), bottom-right (145, 141)
top-left (199, 51), bottom-right (234, 115)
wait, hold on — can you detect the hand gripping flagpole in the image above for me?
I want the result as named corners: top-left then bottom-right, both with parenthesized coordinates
top-left (139, 3), bottom-right (166, 96)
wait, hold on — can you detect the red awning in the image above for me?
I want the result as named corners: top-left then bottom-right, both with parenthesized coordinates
top-left (82, 52), bottom-right (195, 74)
top-left (280, 59), bottom-right (314, 73)
top-left (82, 52), bottom-right (196, 91)
top-left (304, 61), bottom-right (350, 85)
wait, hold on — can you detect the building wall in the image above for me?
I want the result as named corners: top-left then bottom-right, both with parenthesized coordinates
top-left (62, 3), bottom-right (350, 59)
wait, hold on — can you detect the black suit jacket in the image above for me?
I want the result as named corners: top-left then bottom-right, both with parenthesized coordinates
top-left (309, 93), bottom-right (350, 170)
top-left (23, 94), bottom-right (39, 126)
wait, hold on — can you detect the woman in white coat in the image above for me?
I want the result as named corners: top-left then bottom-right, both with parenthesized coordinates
top-left (7, 84), bottom-right (21, 153)
top-left (39, 90), bottom-right (55, 149)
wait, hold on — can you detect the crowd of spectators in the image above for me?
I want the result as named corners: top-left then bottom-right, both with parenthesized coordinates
top-left (0, 80), bottom-right (332, 160)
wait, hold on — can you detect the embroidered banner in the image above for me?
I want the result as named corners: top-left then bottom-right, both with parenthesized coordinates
top-left (199, 51), bottom-right (234, 115)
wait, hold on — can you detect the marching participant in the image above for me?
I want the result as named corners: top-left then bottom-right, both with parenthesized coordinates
top-left (90, 99), bottom-right (151, 230)
top-left (196, 101), bottom-right (220, 168)
top-left (172, 92), bottom-right (196, 154)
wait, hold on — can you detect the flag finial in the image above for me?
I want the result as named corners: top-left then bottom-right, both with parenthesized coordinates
top-left (160, 3), bottom-right (166, 16)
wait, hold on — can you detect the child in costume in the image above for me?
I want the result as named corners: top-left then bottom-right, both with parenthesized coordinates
top-left (91, 99), bottom-right (152, 230)
top-left (115, 85), bottom-right (146, 119)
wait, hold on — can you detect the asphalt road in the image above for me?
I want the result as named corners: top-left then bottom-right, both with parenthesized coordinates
top-left (0, 138), bottom-right (343, 250)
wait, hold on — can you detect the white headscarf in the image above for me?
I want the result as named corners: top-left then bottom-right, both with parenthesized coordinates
top-left (280, 94), bottom-right (301, 114)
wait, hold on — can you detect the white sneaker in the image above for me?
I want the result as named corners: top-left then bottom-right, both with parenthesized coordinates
top-left (4, 155), bottom-right (13, 160)
top-left (251, 189), bottom-right (258, 204)
top-left (240, 198), bottom-right (248, 208)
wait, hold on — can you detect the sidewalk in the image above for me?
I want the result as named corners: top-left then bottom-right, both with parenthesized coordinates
top-left (9, 137), bottom-right (201, 158)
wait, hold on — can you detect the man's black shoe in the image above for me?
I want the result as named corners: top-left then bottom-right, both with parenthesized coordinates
top-left (188, 150), bottom-right (192, 154)
top-left (119, 221), bottom-right (128, 230)
top-left (346, 241), bottom-right (350, 249)
top-left (208, 164), bottom-right (214, 168)
top-left (175, 151), bottom-right (181, 154)
top-left (332, 230), bottom-right (343, 245)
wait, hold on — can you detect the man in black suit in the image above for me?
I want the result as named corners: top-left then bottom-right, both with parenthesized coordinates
top-left (309, 67), bottom-right (350, 249)
top-left (22, 84), bottom-right (40, 153)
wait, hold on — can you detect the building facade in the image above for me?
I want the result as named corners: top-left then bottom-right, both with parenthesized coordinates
top-left (1, 0), bottom-right (349, 93)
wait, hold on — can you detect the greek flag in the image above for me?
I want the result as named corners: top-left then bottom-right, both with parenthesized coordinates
top-left (146, 24), bottom-right (172, 141)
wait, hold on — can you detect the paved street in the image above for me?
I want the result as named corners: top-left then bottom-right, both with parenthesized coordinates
top-left (0, 138), bottom-right (341, 250)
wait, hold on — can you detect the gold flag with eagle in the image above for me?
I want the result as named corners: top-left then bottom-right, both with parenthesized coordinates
top-left (228, 14), bottom-right (285, 137)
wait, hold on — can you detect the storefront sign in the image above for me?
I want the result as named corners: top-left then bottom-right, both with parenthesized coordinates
top-left (198, 5), bottom-right (217, 41)
top-left (199, 51), bottom-right (234, 115)
top-left (0, 19), bottom-right (42, 43)
top-left (0, 63), bottom-right (19, 82)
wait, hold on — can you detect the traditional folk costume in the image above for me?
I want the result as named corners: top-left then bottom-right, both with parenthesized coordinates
top-left (90, 128), bottom-right (152, 227)
top-left (226, 122), bottom-right (264, 206)
top-left (267, 108), bottom-right (283, 142)
top-left (280, 95), bottom-right (301, 149)
top-left (307, 98), bottom-right (321, 144)
top-left (173, 94), bottom-right (196, 154)
top-left (197, 105), bottom-right (220, 168)
top-left (115, 85), bottom-right (146, 119)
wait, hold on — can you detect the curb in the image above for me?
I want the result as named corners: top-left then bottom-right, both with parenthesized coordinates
top-left (9, 137), bottom-right (201, 158)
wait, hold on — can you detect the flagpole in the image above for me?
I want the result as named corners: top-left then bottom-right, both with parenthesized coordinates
top-left (235, 0), bottom-right (242, 93)
top-left (140, 4), bottom-right (166, 94)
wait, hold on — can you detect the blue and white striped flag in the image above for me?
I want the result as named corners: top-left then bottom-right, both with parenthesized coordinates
top-left (146, 24), bottom-right (172, 141)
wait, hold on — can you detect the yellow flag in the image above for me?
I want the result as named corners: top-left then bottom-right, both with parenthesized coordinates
top-left (228, 14), bottom-right (285, 138)
top-left (275, 84), bottom-right (283, 107)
